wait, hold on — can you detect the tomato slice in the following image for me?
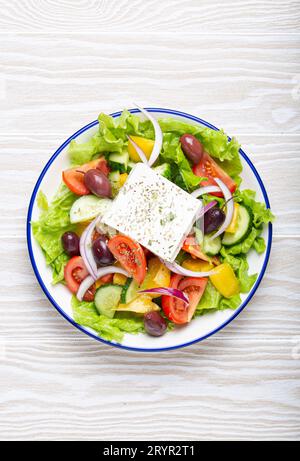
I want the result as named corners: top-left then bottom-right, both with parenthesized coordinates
top-left (62, 158), bottom-right (109, 195)
top-left (182, 236), bottom-right (210, 262)
top-left (162, 274), bottom-right (208, 324)
top-left (64, 256), bottom-right (96, 301)
top-left (193, 152), bottom-right (236, 197)
top-left (107, 235), bottom-right (147, 285)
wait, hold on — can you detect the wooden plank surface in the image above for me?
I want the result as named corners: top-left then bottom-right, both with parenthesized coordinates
top-left (0, 0), bottom-right (299, 441)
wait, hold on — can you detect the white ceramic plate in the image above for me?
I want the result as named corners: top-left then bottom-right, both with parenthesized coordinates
top-left (27, 108), bottom-right (272, 352)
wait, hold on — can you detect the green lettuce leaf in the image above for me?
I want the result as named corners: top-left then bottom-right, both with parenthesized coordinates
top-left (32, 185), bottom-right (77, 282)
top-left (220, 249), bottom-right (257, 293)
top-left (69, 110), bottom-right (154, 166)
top-left (160, 133), bottom-right (202, 191)
top-left (253, 236), bottom-right (266, 254)
top-left (196, 280), bottom-right (242, 316)
top-left (158, 118), bottom-right (242, 181)
top-left (219, 294), bottom-right (241, 310)
top-left (235, 189), bottom-right (274, 228)
top-left (196, 281), bottom-right (221, 312)
top-left (71, 296), bottom-right (144, 343)
top-left (221, 227), bottom-right (261, 255)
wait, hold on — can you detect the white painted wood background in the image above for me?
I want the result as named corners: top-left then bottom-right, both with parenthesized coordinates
top-left (0, 0), bottom-right (299, 441)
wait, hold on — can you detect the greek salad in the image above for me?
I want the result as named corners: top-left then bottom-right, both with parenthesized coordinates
top-left (32, 106), bottom-right (274, 343)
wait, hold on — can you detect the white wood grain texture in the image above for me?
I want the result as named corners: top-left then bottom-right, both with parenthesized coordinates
top-left (0, 0), bottom-right (299, 33)
top-left (0, 337), bottom-right (299, 440)
top-left (0, 33), bottom-right (300, 135)
top-left (1, 0), bottom-right (300, 442)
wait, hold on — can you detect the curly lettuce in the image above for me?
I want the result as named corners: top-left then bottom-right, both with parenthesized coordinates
top-left (158, 117), bottom-right (242, 183)
top-left (31, 185), bottom-right (77, 284)
top-left (71, 296), bottom-right (145, 343)
top-left (69, 110), bottom-right (154, 166)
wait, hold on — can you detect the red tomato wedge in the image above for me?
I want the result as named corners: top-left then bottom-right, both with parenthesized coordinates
top-left (62, 158), bottom-right (109, 195)
top-left (107, 235), bottom-right (147, 285)
top-left (193, 152), bottom-right (236, 197)
top-left (182, 236), bottom-right (210, 262)
top-left (162, 274), bottom-right (208, 324)
top-left (64, 256), bottom-right (95, 301)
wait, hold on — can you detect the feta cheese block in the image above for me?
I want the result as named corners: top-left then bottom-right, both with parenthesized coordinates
top-left (102, 163), bottom-right (202, 262)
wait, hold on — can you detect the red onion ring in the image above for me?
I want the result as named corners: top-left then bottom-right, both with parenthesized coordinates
top-left (77, 266), bottom-right (129, 302)
top-left (133, 104), bottom-right (163, 167)
top-left (79, 217), bottom-right (98, 280)
top-left (191, 185), bottom-right (222, 198)
top-left (210, 178), bottom-right (234, 240)
top-left (138, 287), bottom-right (189, 304)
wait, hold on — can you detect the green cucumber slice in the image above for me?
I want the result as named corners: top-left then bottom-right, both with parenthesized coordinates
top-left (69, 195), bottom-right (112, 224)
top-left (94, 284), bottom-right (123, 318)
top-left (222, 205), bottom-right (252, 246)
top-left (121, 278), bottom-right (139, 304)
top-left (202, 235), bottom-right (221, 256)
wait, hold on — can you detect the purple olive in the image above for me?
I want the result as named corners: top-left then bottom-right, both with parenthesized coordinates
top-left (61, 231), bottom-right (80, 257)
top-left (204, 207), bottom-right (225, 234)
top-left (92, 235), bottom-right (115, 266)
top-left (144, 311), bottom-right (167, 337)
top-left (180, 134), bottom-right (203, 165)
top-left (84, 169), bottom-right (112, 198)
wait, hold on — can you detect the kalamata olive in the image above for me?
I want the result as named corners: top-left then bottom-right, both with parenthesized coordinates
top-left (180, 134), bottom-right (203, 165)
top-left (61, 231), bottom-right (80, 257)
top-left (144, 311), bottom-right (167, 337)
top-left (204, 207), bottom-right (226, 234)
top-left (92, 235), bottom-right (115, 266)
top-left (84, 169), bottom-right (112, 198)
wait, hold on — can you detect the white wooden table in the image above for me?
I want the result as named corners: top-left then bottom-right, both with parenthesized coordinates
top-left (0, 0), bottom-right (299, 441)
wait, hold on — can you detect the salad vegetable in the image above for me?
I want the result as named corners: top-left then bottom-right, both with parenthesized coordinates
top-left (32, 107), bottom-right (274, 343)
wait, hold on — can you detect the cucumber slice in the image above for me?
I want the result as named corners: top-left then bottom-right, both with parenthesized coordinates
top-left (222, 205), bottom-right (252, 246)
top-left (121, 278), bottom-right (139, 304)
top-left (94, 284), bottom-right (123, 318)
top-left (108, 151), bottom-right (129, 173)
top-left (108, 171), bottom-right (120, 182)
top-left (153, 163), bottom-right (171, 180)
top-left (202, 235), bottom-right (221, 256)
top-left (70, 195), bottom-right (112, 224)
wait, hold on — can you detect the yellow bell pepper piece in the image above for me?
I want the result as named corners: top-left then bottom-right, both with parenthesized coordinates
top-left (209, 263), bottom-right (239, 298)
top-left (119, 173), bottom-right (128, 187)
top-left (113, 273), bottom-right (127, 286)
top-left (140, 257), bottom-right (171, 297)
top-left (116, 295), bottom-right (159, 313)
top-left (226, 203), bottom-right (240, 233)
top-left (182, 257), bottom-right (214, 272)
top-left (128, 135), bottom-right (154, 162)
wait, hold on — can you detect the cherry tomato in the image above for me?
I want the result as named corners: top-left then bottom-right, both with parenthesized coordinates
top-left (64, 256), bottom-right (89, 294)
top-left (64, 256), bottom-right (96, 301)
top-left (162, 274), bottom-right (208, 324)
top-left (193, 152), bottom-right (236, 197)
top-left (62, 158), bottom-right (109, 196)
top-left (107, 235), bottom-right (147, 285)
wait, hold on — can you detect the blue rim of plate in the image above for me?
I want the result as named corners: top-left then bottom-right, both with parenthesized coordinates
top-left (27, 107), bottom-right (273, 352)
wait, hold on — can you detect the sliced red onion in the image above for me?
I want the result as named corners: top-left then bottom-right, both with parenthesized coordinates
top-left (138, 287), bottom-right (189, 304)
top-left (127, 135), bottom-right (148, 164)
top-left (210, 178), bottom-right (234, 240)
top-left (133, 104), bottom-right (163, 167)
top-left (162, 259), bottom-right (216, 278)
top-left (79, 217), bottom-right (98, 280)
top-left (196, 200), bottom-right (217, 220)
top-left (77, 266), bottom-right (129, 302)
top-left (191, 185), bottom-right (222, 198)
